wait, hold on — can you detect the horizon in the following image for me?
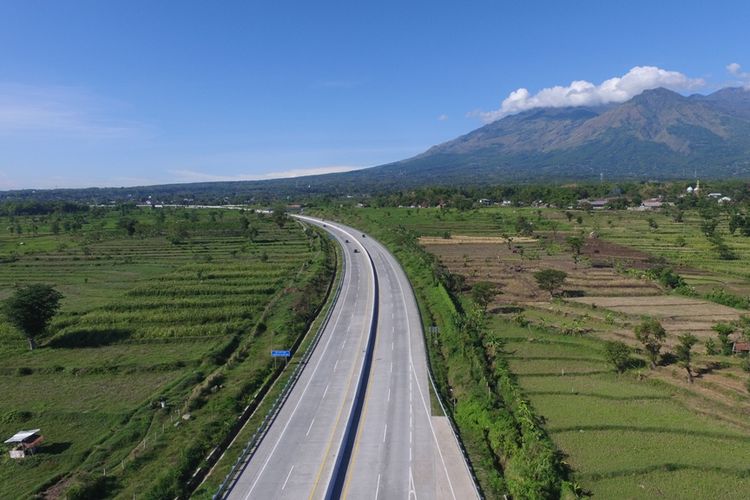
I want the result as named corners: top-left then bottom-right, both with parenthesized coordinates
top-left (1, 0), bottom-right (749, 190)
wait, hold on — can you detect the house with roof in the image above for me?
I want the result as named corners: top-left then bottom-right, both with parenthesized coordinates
top-left (732, 341), bottom-right (750, 355)
top-left (4, 429), bottom-right (44, 459)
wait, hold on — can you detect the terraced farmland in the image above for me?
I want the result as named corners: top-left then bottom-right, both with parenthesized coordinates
top-left (323, 205), bottom-right (750, 499)
top-left (0, 207), bottom-right (335, 498)
top-left (489, 319), bottom-right (750, 498)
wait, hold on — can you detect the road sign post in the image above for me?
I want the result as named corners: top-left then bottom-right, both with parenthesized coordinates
top-left (271, 350), bottom-right (291, 367)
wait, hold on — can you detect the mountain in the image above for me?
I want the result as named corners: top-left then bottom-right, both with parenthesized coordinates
top-left (349, 86), bottom-right (750, 186)
top-left (3, 87), bottom-right (750, 203)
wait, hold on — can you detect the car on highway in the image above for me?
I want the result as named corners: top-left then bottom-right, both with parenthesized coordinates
top-left (353, 248), bottom-right (359, 253)
top-left (345, 239), bottom-right (349, 243)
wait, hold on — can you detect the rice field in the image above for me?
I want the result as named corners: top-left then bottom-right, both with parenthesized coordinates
top-left (489, 319), bottom-right (750, 498)
top-left (0, 207), bottom-right (330, 498)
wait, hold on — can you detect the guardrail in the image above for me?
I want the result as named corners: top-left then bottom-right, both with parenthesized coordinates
top-left (212, 228), bottom-right (346, 499)
top-left (397, 256), bottom-right (484, 499)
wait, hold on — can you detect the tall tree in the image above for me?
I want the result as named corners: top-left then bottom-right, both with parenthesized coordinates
top-left (634, 318), bottom-right (667, 369)
top-left (471, 281), bottom-right (498, 311)
top-left (675, 333), bottom-right (699, 383)
top-left (712, 322), bottom-right (735, 355)
top-left (240, 216), bottom-right (250, 231)
top-left (533, 269), bottom-right (567, 298)
top-left (272, 204), bottom-right (287, 228)
top-left (4, 284), bottom-right (63, 350)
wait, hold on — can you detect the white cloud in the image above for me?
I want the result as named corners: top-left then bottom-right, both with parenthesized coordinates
top-left (168, 165), bottom-right (365, 183)
top-left (726, 62), bottom-right (750, 87)
top-left (0, 83), bottom-right (142, 137)
top-left (437, 114), bottom-right (449, 121)
top-left (727, 62), bottom-right (743, 76)
top-left (477, 66), bottom-right (706, 123)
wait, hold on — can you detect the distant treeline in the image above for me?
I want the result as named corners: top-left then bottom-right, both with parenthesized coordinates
top-left (0, 200), bottom-right (90, 216)
top-left (3, 177), bottom-right (750, 209)
top-left (312, 180), bottom-right (750, 209)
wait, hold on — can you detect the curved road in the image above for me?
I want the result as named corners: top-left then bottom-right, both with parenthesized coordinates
top-left (224, 218), bottom-right (477, 499)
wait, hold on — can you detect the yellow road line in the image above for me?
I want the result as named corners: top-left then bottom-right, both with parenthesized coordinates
top-left (308, 261), bottom-right (373, 499)
top-left (340, 330), bottom-right (379, 499)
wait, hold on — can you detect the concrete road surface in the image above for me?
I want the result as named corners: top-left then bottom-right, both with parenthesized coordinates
top-left (224, 217), bottom-right (477, 500)
top-left (335, 223), bottom-right (478, 500)
top-left (226, 221), bottom-right (375, 500)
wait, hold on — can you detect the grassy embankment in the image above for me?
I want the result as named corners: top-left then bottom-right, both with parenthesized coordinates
top-left (0, 208), bottom-right (335, 498)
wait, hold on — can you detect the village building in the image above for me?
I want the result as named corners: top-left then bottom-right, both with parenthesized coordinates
top-left (629, 197), bottom-right (667, 211)
top-left (4, 429), bottom-right (44, 459)
top-left (577, 198), bottom-right (610, 210)
top-left (732, 341), bottom-right (750, 355)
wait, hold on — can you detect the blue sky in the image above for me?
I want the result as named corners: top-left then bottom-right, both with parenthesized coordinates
top-left (0, 0), bottom-right (748, 189)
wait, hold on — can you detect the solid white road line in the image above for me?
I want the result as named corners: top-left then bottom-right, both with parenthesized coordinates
top-left (383, 424), bottom-right (388, 443)
top-left (282, 466), bottom-right (295, 491)
top-left (375, 473), bottom-right (381, 499)
top-left (306, 417), bottom-right (316, 437)
top-left (385, 248), bottom-right (458, 500)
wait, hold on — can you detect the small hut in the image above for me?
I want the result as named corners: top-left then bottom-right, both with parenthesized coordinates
top-left (4, 429), bottom-right (44, 459)
top-left (732, 342), bottom-right (750, 355)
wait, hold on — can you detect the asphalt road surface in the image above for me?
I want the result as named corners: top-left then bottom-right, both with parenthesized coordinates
top-left (225, 217), bottom-right (477, 500)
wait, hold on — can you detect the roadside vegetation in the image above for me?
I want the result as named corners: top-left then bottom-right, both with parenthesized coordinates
top-left (0, 204), bottom-right (335, 498)
top-left (313, 202), bottom-right (750, 498)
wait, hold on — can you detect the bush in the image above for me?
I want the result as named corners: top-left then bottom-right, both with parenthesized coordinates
top-left (705, 338), bottom-right (720, 355)
top-left (64, 473), bottom-right (110, 499)
top-left (604, 341), bottom-right (632, 373)
top-left (706, 288), bottom-right (750, 310)
top-left (646, 266), bottom-right (686, 290)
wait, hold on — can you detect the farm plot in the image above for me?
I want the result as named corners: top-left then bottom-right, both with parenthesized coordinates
top-left (420, 237), bottom-right (661, 305)
top-left (424, 231), bottom-right (750, 410)
top-left (0, 208), bottom-right (329, 498)
top-left (488, 319), bottom-right (750, 499)
top-left (546, 208), bottom-right (750, 296)
top-left (567, 295), bottom-right (742, 340)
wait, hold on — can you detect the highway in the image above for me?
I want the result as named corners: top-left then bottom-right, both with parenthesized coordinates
top-left (333, 222), bottom-right (478, 500)
top-left (224, 217), bottom-right (477, 499)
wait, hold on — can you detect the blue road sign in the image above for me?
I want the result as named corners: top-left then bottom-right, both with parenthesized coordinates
top-left (272, 350), bottom-right (291, 357)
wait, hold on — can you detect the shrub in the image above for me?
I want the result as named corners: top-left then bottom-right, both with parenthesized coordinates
top-left (705, 338), bottom-right (720, 355)
top-left (646, 266), bottom-right (686, 290)
top-left (604, 341), bottom-right (632, 373)
top-left (712, 322), bottom-right (736, 355)
top-left (635, 318), bottom-right (666, 369)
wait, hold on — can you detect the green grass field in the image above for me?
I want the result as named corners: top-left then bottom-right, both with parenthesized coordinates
top-left (0, 207), bottom-right (333, 498)
top-left (490, 318), bottom-right (750, 498)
